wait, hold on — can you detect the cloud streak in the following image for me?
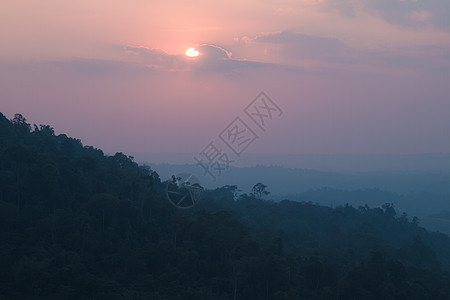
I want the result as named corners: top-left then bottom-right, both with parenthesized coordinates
top-left (243, 30), bottom-right (450, 74)
top-left (255, 31), bottom-right (347, 60)
top-left (125, 44), bottom-right (270, 72)
top-left (319, 0), bottom-right (450, 30)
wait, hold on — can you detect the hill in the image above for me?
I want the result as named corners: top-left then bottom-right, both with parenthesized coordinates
top-left (1, 112), bottom-right (450, 299)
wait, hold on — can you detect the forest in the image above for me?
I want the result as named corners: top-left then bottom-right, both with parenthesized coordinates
top-left (1, 112), bottom-right (450, 299)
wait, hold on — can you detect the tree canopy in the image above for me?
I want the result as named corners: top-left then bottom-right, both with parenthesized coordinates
top-left (1, 112), bottom-right (450, 299)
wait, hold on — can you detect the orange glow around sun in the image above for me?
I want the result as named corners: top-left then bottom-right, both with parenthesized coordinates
top-left (185, 47), bottom-right (199, 57)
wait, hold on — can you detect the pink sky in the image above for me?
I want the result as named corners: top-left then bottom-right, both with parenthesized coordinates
top-left (1, 0), bottom-right (450, 155)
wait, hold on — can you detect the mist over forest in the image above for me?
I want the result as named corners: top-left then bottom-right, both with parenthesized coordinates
top-left (144, 160), bottom-right (450, 234)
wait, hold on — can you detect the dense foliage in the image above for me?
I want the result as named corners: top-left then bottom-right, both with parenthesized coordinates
top-left (1, 112), bottom-right (450, 299)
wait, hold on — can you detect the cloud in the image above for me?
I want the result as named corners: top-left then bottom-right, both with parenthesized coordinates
top-left (319, 0), bottom-right (450, 30)
top-left (254, 31), bottom-right (347, 60)
top-left (318, 0), bottom-right (363, 17)
top-left (125, 46), bottom-right (186, 71)
top-left (409, 10), bottom-right (432, 23)
top-left (194, 44), bottom-right (270, 71)
top-left (196, 44), bottom-right (231, 60)
top-left (8, 35), bottom-right (447, 80)
top-left (364, 45), bottom-right (450, 73)
top-left (16, 58), bottom-right (150, 77)
top-left (125, 44), bottom-right (270, 72)
top-left (246, 30), bottom-right (450, 74)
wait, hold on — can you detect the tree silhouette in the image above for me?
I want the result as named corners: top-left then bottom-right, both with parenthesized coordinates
top-left (251, 182), bottom-right (270, 199)
top-left (11, 113), bottom-right (31, 133)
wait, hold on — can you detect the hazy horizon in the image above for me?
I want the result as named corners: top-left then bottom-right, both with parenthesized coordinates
top-left (129, 151), bottom-right (450, 173)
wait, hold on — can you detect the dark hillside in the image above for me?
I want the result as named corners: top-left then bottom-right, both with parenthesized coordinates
top-left (1, 113), bottom-right (450, 299)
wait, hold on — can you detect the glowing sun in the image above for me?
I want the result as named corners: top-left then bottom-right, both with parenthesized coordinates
top-left (185, 47), bottom-right (199, 57)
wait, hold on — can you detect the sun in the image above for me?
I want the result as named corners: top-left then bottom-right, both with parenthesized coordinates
top-left (185, 47), bottom-right (199, 57)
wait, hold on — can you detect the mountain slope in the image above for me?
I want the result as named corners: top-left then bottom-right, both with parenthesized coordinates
top-left (1, 112), bottom-right (450, 299)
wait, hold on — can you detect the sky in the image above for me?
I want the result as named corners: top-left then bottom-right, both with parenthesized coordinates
top-left (1, 0), bottom-right (450, 157)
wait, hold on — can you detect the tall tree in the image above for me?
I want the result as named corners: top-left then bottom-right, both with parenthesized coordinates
top-left (251, 182), bottom-right (270, 199)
